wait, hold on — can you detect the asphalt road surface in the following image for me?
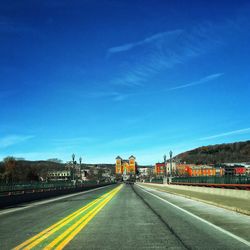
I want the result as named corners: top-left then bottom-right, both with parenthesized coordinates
top-left (0, 183), bottom-right (249, 250)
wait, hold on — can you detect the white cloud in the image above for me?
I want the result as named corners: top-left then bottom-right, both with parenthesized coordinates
top-left (199, 128), bottom-right (250, 140)
top-left (0, 135), bottom-right (34, 149)
top-left (52, 137), bottom-right (94, 144)
top-left (167, 73), bottom-right (224, 91)
top-left (108, 23), bottom-right (220, 88)
top-left (108, 29), bottom-right (183, 54)
top-left (88, 91), bottom-right (129, 102)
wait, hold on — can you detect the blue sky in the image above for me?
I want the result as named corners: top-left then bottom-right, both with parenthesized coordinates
top-left (0, 0), bottom-right (250, 164)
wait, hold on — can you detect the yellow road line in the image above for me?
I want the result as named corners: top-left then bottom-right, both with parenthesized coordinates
top-left (52, 186), bottom-right (122, 250)
top-left (13, 199), bottom-right (97, 250)
top-left (13, 186), bottom-right (120, 250)
top-left (23, 188), bottom-right (119, 250)
top-left (25, 188), bottom-right (119, 250)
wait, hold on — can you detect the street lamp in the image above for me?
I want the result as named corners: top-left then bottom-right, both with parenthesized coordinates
top-left (163, 154), bottom-right (167, 184)
top-left (169, 150), bottom-right (173, 182)
top-left (72, 154), bottom-right (76, 182)
top-left (72, 154), bottom-right (75, 164)
top-left (163, 154), bottom-right (167, 177)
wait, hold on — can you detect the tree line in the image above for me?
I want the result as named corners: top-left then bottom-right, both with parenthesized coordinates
top-left (175, 140), bottom-right (250, 164)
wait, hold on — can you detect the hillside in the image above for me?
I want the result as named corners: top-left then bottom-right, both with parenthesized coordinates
top-left (0, 160), bottom-right (66, 182)
top-left (0, 159), bottom-right (116, 182)
top-left (175, 140), bottom-right (250, 164)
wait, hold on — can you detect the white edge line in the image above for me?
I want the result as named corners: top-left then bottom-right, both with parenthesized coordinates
top-left (0, 185), bottom-right (114, 216)
top-left (136, 184), bottom-right (250, 247)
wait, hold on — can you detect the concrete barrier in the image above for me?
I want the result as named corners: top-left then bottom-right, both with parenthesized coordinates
top-left (142, 182), bottom-right (250, 200)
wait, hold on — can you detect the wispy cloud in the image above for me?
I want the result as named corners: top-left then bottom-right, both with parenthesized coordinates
top-left (167, 73), bottom-right (224, 91)
top-left (0, 135), bottom-right (34, 148)
top-left (108, 30), bottom-right (183, 55)
top-left (89, 72), bottom-right (223, 102)
top-left (108, 22), bottom-right (222, 88)
top-left (199, 128), bottom-right (250, 140)
top-left (88, 91), bottom-right (129, 101)
top-left (52, 137), bottom-right (96, 147)
top-left (0, 151), bottom-right (66, 162)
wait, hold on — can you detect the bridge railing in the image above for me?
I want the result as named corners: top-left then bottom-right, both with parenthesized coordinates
top-left (171, 176), bottom-right (250, 184)
top-left (144, 178), bottom-right (163, 184)
top-left (0, 180), bottom-right (111, 194)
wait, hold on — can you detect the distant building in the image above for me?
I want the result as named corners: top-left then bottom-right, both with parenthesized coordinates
top-left (158, 163), bottom-right (219, 177)
top-left (175, 164), bottom-right (190, 176)
top-left (166, 162), bottom-right (177, 175)
top-left (187, 165), bottom-right (216, 176)
top-left (47, 170), bottom-right (71, 181)
top-left (154, 163), bottom-right (165, 176)
top-left (115, 155), bottom-right (137, 177)
top-left (154, 162), bottom-right (177, 176)
top-left (81, 168), bottom-right (90, 181)
top-left (138, 166), bottom-right (153, 177)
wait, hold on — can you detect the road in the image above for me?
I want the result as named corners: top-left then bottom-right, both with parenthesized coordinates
top-left (0, 183), bottom-right (249, 249)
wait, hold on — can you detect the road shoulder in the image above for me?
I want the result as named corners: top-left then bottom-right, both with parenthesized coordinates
top-left (137, 183), bottom-right (250, 215)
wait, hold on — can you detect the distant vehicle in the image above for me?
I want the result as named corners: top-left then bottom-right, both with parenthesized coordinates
top-left (122, 174), bottom-right (135, 184)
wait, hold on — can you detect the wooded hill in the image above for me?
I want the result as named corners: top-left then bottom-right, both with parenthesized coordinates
top-left (175, 140), bottom-right (250, 164)
top-left (0, 159), bottom-right (66, 182)
top-left (0, 159), bottom-right (115, 183)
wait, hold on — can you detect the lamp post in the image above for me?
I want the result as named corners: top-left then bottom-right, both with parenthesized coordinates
top-left (79, 157), bottom-right (82, 168)
top-left (79, 157), bottom-right (82, 182)
top-left (163, 154), bottom-right (167, 184)
top-left (72, 154), bottom-right (75, 163)
top-left (72, 154), bottom-right (75, 182)
top-left (163, 154), bottom-right (166, 181)
top-left (169, 150), bottom-right (173, 183)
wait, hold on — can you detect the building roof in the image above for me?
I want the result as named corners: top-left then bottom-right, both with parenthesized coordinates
top-left (129, 155), bottom-right (136, 159)
top-left (122, 160), bottom-right (129, 163)
top-left (155, 163), bottom-right (165, 167)
top-left (116, 156), bottom-right (122, 160)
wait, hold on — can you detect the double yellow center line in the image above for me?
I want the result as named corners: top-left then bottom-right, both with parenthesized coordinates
top-left (13, 185), bottom-right (122, 250)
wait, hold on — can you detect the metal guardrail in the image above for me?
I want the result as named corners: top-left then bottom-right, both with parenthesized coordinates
top-left (171, 176), bottom-right (250, 184)
top-left (0, 181), bottom-right (110, 194)
top-left (144, 179), bottom-right (163, 184)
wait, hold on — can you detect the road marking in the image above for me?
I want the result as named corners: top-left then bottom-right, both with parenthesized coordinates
top-left (136, 184), bottom-right (250, 247)
top-left (48, 186), bottom-right (121, 249)
top-left (14, 187), bottom-right (118, 250)
top-left (24, 188), bottom-right (118, 250)
top-left (16, 197), bottom-right (102, 250)
top-left (0, 185), bottom-right (114, 216)
top-left (13, 185), bottom-right (122, 250)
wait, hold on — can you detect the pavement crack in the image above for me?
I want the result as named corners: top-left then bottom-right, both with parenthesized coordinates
top-left (131, 184), bottom-right (191, 250)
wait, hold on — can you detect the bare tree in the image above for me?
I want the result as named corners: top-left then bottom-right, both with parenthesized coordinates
top-left (3, 156), bottom-right (16, 183)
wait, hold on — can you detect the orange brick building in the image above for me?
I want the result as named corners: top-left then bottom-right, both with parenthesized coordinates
top-left (175, 164), bottom-right (218, 177)
top-left (154, 163), bottom-right (165, 176)
top-left (115, 155), bottom-right (136, 175)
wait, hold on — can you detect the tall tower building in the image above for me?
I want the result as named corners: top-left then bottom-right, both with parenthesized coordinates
top-left (115, 156), bottom-right (123, 174)
top-left (115, 155), bottom-right (137, 176)
top-left (129, 155), bottom-right (136, 174)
